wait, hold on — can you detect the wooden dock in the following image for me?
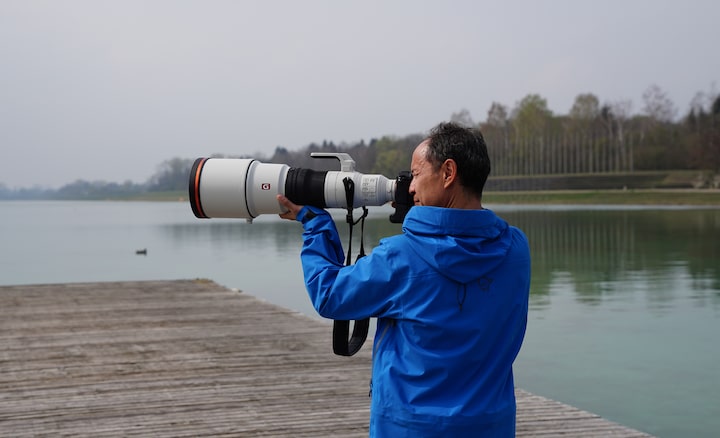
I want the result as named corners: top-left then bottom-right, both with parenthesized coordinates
top-left (0, 280), bottom-right (653, 437)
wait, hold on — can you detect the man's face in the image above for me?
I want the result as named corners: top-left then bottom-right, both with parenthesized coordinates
top-left (408, 141), bottom-right (447, 207)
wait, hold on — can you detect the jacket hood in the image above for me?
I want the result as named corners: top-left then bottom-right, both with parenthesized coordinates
top-left (401, 206), bottom-right (512, 284)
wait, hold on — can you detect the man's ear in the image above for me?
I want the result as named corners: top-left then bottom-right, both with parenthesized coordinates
top-left (442, 159), bottom-right (458, 188)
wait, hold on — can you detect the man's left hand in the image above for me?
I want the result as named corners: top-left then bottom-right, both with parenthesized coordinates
top-left (277, 194), bottom-right (302, 221)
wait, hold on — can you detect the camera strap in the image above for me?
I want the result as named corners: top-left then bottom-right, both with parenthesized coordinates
top-left (332, 178), bottom-right (370, 356)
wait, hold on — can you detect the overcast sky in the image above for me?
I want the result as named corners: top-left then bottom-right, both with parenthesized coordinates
top-left (1, 0), bottom-right (718, 188)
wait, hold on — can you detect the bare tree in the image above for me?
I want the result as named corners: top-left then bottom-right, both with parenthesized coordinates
top-left (610, 99), bottom-right (634, 171)
top-left (569, 94), bottom-right (601, 173)
top-left (642, 84), bottom-right (677, 123)
top-left (450, 108), bottom-right (475, 127)
top-left (483, 102), bottom-right (512, 174)
top-left (487, 102), bottom-right (509, 127)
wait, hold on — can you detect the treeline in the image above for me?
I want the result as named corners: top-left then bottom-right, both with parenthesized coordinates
top-left (480, 85), bottom-right (719, 180)
top-left (193, 83), bottom-right (720, 183)
top-left (2, 84), bottom-right (718, 200)
top-left (156, 84), bottom-right (720, 187)
top-left (364, 84), bottom-right (719, 183)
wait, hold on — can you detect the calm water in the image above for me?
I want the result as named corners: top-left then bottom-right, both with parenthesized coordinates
top-left (1, 200), bottom-right (719, 437)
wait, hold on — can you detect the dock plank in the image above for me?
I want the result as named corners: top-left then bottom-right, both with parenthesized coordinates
top-left (0, 280), bottom-right (652, 437)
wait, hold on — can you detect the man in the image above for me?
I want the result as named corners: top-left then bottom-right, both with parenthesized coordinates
top-left (277, 122), bottom-right (530, 437)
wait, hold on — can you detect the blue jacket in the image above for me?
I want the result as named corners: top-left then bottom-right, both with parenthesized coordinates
top-left (296, 205), bottom-right (530, 437)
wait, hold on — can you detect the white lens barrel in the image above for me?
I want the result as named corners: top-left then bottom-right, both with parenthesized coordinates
top-left (197, 158), bottom-right (288, 219)
top-left (192, 158), bottom-right (396, 219)
top-left (322, 171), bottom-right (395, 209)
top-left (245, 161), bottom-right (290, 217)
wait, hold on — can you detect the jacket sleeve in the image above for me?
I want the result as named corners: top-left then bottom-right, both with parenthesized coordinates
top-left (297, 206), bottom-right (402, 320)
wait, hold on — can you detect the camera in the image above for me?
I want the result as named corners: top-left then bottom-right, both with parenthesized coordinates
top-left (189, 152), bottom-right (413, 223)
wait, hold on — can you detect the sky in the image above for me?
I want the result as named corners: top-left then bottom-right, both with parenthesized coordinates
top-left (1, 0), bottom-right (718, 189)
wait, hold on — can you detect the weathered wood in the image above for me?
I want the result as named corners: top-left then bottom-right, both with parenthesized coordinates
top-left (0, 280), bottom-right (653, 437)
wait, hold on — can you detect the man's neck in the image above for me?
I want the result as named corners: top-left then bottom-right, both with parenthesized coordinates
top-left (445, 189), bottom-right (483, 210)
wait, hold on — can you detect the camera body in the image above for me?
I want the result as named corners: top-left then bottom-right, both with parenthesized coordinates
top-left (189, 153), bottom-right (412, 223)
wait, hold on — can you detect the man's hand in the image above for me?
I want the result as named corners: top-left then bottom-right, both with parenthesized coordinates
top-left (277, 194), bottom-right (303, 221)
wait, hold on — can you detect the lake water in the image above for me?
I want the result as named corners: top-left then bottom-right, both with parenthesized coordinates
top-left (1, 200), bottom-right (718, 437)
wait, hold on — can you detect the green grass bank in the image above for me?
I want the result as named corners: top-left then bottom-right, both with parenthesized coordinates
top-left (483, 189), bottom-right (720, 206)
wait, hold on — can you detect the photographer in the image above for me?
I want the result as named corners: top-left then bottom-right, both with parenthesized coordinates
top-left (277, 122), bottom-right (531, 437)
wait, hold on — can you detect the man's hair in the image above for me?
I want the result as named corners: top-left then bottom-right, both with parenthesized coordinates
top-left (425, 122), bottom-right (491, 198)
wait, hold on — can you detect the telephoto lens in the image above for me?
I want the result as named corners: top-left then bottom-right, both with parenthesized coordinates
top-left (189, 153), bottom-right (405, 223)
top-left (189, 158), bottom-right (289, 220)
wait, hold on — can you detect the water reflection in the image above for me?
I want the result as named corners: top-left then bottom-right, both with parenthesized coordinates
top-left (498, 208), bottom-right (720, 311)
top-left (162, 208), bottom-right (405, 261)
top-left (161, 206), bottom-right (720, 315)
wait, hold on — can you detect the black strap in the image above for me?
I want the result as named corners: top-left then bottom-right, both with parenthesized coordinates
top-left (332, 177), bottom-right (369, 356)
top-left (332, 318), bottom-right (370, 356)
